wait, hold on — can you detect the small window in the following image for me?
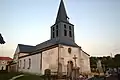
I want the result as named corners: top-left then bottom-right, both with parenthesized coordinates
top-left (56, 30), bottom-right (58, 37)
top-left (53, 27), bottom-right (55, 31)
top-left (69, 26), bottom-right (71, 30)
top-left (68, 48), bottom-right (72, 54)
top-left (19, 60), bottom-right (21, 68)
top-left (64, 30), bottom-right (67, 36)
top-left (64, 24), bottom-right (66, 29)
top-left (23, 59), bottom-right (25, 69)
top-left (28, 58), bottom-right (31, 69)
top-left (53, 32), bottom-right (55, 38)
top-left (56, 25), bottom-right (58, 30)
top-left (69, 31), bottom-right (72, 37)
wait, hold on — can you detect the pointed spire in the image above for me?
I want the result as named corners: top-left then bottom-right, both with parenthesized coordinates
top-left (55, 0), bottom-right (69, 23)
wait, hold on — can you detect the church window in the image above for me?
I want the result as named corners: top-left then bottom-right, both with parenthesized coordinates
top-left (69, 26), bottom-right (71, 30)
top-left (56, 25), bottom-right (58, 30)
top-left (64, 30), bottom-right (67, 36)
top-left (56, 30), bottom-right (58, 37)
top-left (56, 25), bottom-right (58, 37)
top-left (53, 27), bottom-right (55, 31)
top-left (53, 32), bottom-right (55, 38)
top-left (19, 60), bottom-right (21, 68)
top-left (69, 31), bottom-right (72, 37)
top-left (68, 48), bottom-right (72, 54)
top-left (28, 58), bottom-right (31, 69)
top-left (64, 24), bottom-right (66, 29)
top-left (23, 59), bottom-right (25, 69)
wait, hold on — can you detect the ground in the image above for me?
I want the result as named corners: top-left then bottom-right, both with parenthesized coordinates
top-left (0, 72), bottom-right (119, 80)
top-left (0, 72), bottom-right (43, 80)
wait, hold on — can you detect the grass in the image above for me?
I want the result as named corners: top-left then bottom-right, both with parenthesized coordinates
top-left (16, 74), bottom-right (43, 80)
top-left (0, 71), bottom-right (22, 80)
top-left (0, 71), bottom-right (43, 80)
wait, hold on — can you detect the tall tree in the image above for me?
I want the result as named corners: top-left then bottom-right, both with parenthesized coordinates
top-left (0, 33), bottom-right (5, 44)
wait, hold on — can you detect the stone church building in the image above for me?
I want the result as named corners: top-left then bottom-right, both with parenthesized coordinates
top-left (12, 0), bottom-right (91, 75)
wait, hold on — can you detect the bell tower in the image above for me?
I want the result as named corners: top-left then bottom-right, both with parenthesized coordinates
top-left (51, 0), bottom-right (75, 42)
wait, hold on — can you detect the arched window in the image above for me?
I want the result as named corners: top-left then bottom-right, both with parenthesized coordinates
top-left (23, 59), bottom-right (25, 69)
top-left (64, 24), bottom-right (67, 36)
top-left (64, 24), bottom-right (66, 29)
top-left (69, 26), bottom-right (71, 30)
top-left (53, 32), bottom-right (55, 38)
top-left (56, 25), bottom-right (58, 37)
top-left (19, 60), bottom-right (21, 68)
top-left (64, 30), bottom-right (67, 36)
top-left (69, 31), bottom-right (72, 37)
top-left (28, 58), bottom-right (31, 69)
top-left (56, 30), bottom-right (58, 37)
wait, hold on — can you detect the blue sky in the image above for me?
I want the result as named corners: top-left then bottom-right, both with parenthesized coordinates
top-left (0, 0), bottom-right (120, 58)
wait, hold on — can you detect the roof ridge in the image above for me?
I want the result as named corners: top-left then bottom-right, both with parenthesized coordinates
top-left (18, 44), bottom-right (34, 47)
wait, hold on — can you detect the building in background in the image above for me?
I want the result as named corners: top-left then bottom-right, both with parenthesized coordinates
top-left (0, 57), bottom-right (12, 70)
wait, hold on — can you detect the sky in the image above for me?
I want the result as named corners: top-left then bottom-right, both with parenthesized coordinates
top-left (0, 0), bottom-right (120, 58)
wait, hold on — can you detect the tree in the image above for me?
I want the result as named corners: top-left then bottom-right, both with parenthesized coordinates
top-left (114, 54), bottom-right (120, 67)
top-left (0, 33), bottom-right (5, 44)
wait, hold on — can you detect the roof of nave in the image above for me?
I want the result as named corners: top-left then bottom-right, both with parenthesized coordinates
top-left (35, 38), bottom-right (79, 51)
top-left (17, 38), bottom-right (79, 54)
top-left (0, 57), bottom-right (12, 60)
top-left (18, 44), bottom-right (35, 53)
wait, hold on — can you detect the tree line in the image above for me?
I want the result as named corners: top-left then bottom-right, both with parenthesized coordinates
top-left (90, 54), bottom-right (120, 72)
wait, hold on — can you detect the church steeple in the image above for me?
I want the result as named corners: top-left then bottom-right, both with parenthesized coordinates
top-left (55, 0), bottom-right (69, 23)
top-left (51, 0), bottom-right (75, 42)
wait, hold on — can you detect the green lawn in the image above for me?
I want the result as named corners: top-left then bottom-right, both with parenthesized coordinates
top-left (16, 74), bottom-right (43, 80)
top-left (0, 72), bottom-right (43, 80)
top-left (0, 72), bottom-right (22, 80)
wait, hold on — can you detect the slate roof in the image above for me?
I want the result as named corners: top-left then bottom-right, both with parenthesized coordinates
top-left (36, 38), bottom-right (79, 50)
top-left (55, 0), bottom-right (69, 24)
top-left (18, 44), bottom-right (35, 53)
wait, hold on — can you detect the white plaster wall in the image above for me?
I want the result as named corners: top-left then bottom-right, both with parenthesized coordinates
top-left (0, 65), bottom-right (6, 70)
top-left (59, 45), bottom-right (91, 73)
top-left (0, 60), bottom-right (8, 70)
top-left (42, 47), bottom-right (58, 75)
top-left (18, 45), bottom-right (90, 75)
top-left (80, 50), bottom-right (91, 73)
top-left (19, 53), bottom-right (29, 57)
top-left (13, 46), bottom-right (20, 63)
top-left (59, 45), bottom-right (81, 73)
top-left (18, 53), bottom-right (42, 74)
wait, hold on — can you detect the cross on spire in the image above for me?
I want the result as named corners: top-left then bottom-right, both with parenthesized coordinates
top-left (55, 0), bottom-right (69, 23)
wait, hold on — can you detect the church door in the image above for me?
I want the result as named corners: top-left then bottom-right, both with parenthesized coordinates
top-left (67, 61), bottom-right (73, 78)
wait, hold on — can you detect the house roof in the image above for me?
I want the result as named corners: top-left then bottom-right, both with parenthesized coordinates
top-left (18, 44), bottom-right (35, 53)
top-left (0, 57), bottom-right (12, 60)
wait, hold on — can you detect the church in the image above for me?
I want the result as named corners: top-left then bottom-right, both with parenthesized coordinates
top-left (12, 0), bottom-right (91, 75)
